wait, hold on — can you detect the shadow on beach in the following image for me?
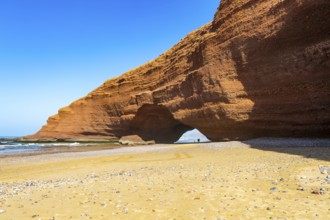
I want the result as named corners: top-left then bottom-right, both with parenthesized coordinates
top-left (242, 138), bottom-right (330, 162)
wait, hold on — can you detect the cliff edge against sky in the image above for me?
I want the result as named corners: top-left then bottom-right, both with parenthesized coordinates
top-left (27, 0), bottom-right (330, 142)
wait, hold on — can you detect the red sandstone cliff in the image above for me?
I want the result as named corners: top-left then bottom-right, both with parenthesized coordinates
top-left (27, 0), bottom-right (330, 142)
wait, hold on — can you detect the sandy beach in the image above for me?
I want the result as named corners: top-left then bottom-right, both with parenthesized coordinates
top-left (1, 139), bottom-right (330, 219)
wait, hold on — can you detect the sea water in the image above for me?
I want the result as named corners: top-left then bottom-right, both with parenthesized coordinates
top-left (0, 136), bottom-right (81, 155)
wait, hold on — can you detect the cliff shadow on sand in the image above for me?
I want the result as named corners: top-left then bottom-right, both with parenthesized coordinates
top-left (242, 138), bottom-right (330, 162)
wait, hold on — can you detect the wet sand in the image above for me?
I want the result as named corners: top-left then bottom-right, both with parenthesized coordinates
top-left (0, 143), bottom-right (122, 159)
top-left (0, 141), bottom-right (330, 219)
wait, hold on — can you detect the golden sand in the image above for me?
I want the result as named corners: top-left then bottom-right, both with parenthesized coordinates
top-left (0, 143), bottom-right (329, 219)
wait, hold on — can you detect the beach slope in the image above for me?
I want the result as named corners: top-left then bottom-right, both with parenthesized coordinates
top-left (1, 140), bottom-right (330, 219)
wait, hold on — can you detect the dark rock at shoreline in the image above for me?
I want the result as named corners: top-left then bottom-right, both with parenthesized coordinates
top-left (119, 135), bottom-right (155, 146)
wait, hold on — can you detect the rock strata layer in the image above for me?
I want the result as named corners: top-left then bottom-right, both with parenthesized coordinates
top-left (27, 0), bottom-right (330, 143)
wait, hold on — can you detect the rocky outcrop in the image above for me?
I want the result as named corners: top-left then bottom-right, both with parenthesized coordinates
top-left (119, 135), bottom-right (155, 146)
top-left (27, 0), bottom-right (330, 143)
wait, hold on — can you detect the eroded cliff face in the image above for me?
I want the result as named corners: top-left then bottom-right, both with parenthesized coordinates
top-left (27, 0), bottom-right (330, 142)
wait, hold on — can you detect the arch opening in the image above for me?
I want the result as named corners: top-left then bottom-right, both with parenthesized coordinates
top-left (175, 128), bottom-right (211, 144)
top-left (130, 104), bottom-right (193, 143)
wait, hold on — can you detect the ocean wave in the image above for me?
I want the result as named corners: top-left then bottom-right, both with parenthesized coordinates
top-left (0, 141), bottom-right (16, 145)
top-left (0, 143), bottom-right (40, 151)
top-left (40, 142), bottom-right (81, 147)
top-left (0, 142), bottom-right (85, 154)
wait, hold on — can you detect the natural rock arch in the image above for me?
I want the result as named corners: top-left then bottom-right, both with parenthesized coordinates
top-left (26, 0), bottom-right (330, 142)
top-left (129, 104), bottom-right (193, 143)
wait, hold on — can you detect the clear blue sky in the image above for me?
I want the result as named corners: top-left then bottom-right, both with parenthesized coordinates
top-left (0, 0), bottom-right (220, 136)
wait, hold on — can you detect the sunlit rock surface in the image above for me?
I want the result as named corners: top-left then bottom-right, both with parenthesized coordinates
top-left (27, 0), bottom-right (330, 143)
